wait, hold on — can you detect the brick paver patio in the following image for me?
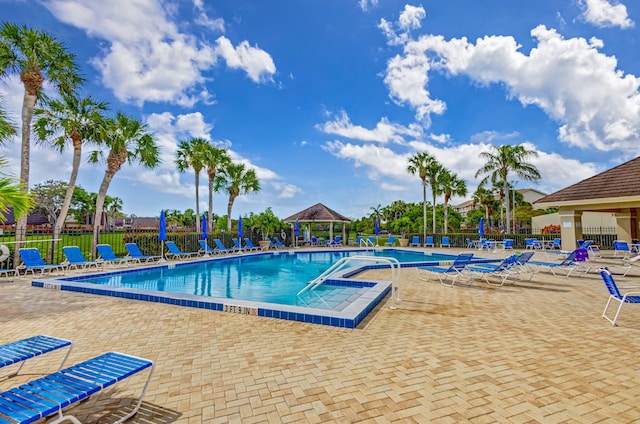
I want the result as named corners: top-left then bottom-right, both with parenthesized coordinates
top-left (1, 248), bottom-right (639, 423)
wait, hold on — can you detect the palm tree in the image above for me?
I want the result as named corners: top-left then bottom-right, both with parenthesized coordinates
top-left (472, 187), bottom-right (494, 224)
top-left (215, 162), bottom-right (260, 231)
top-left (88, 113), bottom-right (159, 253)
top-left (475, 145), bottom-right (541, 234)
top-left (437, 169), bottom-right (467, 234)
top-left (104, 196), bottom-right (123, 228)
top-left (407, 152), bottom-right (442, 239)
top-left (0, 156), bottom-right (34, 223)
top-left (33, 92), bottom-right (108, 252)
top-left (202, 144), bottom-right (231, 232)
top-left (175, 137), bottom-right (210, 231)
top-left (0, 100), bottom-right (16, 142)
top-left (0, 23), bottom-right (82, 260)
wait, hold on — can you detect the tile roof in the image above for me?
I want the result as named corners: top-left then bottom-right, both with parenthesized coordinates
top-left (284, 203), bottom-right (351, 223)
top-left (535, 156), bottom-right (640, 204)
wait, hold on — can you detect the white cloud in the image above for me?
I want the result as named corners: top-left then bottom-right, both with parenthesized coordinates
top-left (398, 5), bottom-right (426, 31)
top-left (580, 0), bottom-right (634, 29)
top-left (193, 0), bottom-right (225, 31)
top-left (382, 22), bottom-right (640, 154)
top-left (316, 111), bottom-right (422, 143)
top-left (214, 36), bottom-right (276, 83)
top-left (43, 0), bottom-right (274, 106)
top-left (323, 136), bottom-right (600, 204)
top-left (358, 0), bottom-right (379, 12)
top-left (271, 182), bottom-right (303, 199)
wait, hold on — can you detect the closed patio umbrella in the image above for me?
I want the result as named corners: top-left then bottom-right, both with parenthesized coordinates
top-left (158, 210), bottom-right (167, 262)
top-left (479, 217), bottom-right (485, 239)
top-left (294, 219), bottom-right (299, 247)
top-left (238, 215), bottom-right (243, 239)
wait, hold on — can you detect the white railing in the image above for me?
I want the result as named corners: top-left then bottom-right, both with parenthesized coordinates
top-left (296, 255), bottom-right (401, 309)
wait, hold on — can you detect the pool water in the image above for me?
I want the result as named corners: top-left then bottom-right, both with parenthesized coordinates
top-left (69, 249), bottom-right (454, 307)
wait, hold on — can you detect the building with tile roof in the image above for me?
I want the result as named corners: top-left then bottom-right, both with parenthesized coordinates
top-left (284, 203), bottom-right (351, 243)
top-left (535, 156), bottom-right (640, 248)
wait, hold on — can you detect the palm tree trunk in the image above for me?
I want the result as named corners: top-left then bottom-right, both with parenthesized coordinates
top-left (92, 168), bottom-right (117, 256)
top-left (422, 181), bottom-right (427, 245)
top-left (13, 91), bottom-right (37, 264)
top-left (443, 201), bottom-right (449, 234)
top-left (504, 181), bottom-right (510, 235)
top-left (227, 195), bottom-right (236, 232)
top-left (194, 172), bottom-right (200, 232)
top-left (432, 190), bottom-right (437, 234)
top-left (52, 136), bottom-right (82, 260)
top-left (208, 177), bottom-right (214, 231)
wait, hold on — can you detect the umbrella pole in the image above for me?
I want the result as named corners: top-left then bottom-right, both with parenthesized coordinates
top-left (158, 240), bottom-right (167, 263)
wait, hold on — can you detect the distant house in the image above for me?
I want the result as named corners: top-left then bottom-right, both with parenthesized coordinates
top-left (453, 188), bottom-right (547, 218)
top-left (113, 217), bottom-right (159, 229)
top-left (0, 207), bottom-right (50, 230)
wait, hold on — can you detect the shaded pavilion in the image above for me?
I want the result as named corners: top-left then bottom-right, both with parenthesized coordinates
top-left (535, 156), bottom-right (640, 248)
top-left (284, 203), bottom-right (351, 245)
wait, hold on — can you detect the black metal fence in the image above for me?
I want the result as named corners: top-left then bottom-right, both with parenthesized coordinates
top-left (0, 227), bottom-right (270, 270)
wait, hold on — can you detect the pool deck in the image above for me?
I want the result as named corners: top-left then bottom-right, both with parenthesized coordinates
top-left (2, 247), bottom-right (640, 423)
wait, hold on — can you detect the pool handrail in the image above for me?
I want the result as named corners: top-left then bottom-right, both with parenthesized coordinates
top-left (297, 255), bottom-right (401, 309)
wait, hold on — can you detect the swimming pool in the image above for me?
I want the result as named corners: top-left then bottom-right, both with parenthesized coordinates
top-left (32, 249), bottom-right (456, 328)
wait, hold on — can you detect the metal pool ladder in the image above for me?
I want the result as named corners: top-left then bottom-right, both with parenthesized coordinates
top-left (296, 255), bottom-right (402, 309)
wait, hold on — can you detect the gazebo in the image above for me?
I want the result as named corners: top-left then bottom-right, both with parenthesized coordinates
top-left (284, 203), bottom-right (351, 245)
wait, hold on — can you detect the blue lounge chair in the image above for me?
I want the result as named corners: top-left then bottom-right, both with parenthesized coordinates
top-left (385, 236), bottom-right (396, 246)
top-left (578, 240), bottom-right (602, 258)
top-left (466, 255), bottom-right (520, 286)
top-left (213, 238), bottom-right (236, 254)
top-left (440, 236), bottom-right (450, 248)
top-left (599, 267), bottom-right (640, 325)
top-left (501, 239), bottom-right (514, 250)
top-left (198, 239), bottom-right (217, 255)
top-left (243, 238), bottom-right (262, 251)
top-left (524, 238), bottom-right (542, 250)
top-left (125, 243), bottom-right (161, 262)
top-left (528, 249), bottom-right (584, 277)
top-left (613, 240), bottom-right (638, 258)
top-left (17, 248), bottom-right (65, 275)
top-left (274, 237), bottom-right (287, 248)
top-left (0, 351), bottom-right (154, 424)
top-left (415, 253), bottom-right (474, 287)
top-left (424, 236), bottom-right (434, 248)
top-left (62, 246), bottom-right (102, 270)
top-left (96, 244), bottom-right (136, 266)
top-left (327, 236), bottom-right (342, 248)
top-left (232, 238), bottom-right (247, 252)
top-left (165, 241), bottom-right (199, 260)
top-left (0, 335), bottom-right (73, 380)
top-left (410, 236), bottom-right (421, 247)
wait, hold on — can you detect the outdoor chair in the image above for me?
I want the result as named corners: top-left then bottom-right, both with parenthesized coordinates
top-left (410, 236), bottom-right (421, 247)
top-left (274, 237), bottom-right (287, 248)
top-left (199, 239), bottom-right (217, 255)
top-left (424, 236), bottom-right (434, 248)
top-left (17, 248), bottom-right (66, 276)
top-left (598, 267), bottom-right (640, 326)
top-left (125, 242), bottom-right (161, 262)
top-left (213, 239), bottom-right (236, 254)
top-left (415, 253), bottom-right (474, 287)
top-left (96, 244), bottom-right (137, 266)
top-left (0, 335), bottom-right (73, 380)
top-left (385, 236), bottom-right (396, 246)
top-left (466, 255), bottom-right (521, 286)
top-left (243, 238), bottom-right (262, 251)
top-left (165, 241), bottom-right (199, 260)
top-left (440, 236), bottom-right (450, 248)
top-left (0, 352), bottom-right (154, 424)
top-left (613, 240), bottom-right (638, 258)
top-left (62, 246), bottom-right (102, 270)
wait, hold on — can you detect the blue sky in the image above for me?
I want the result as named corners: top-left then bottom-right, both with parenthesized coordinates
top-left (1, 0), bottom-right (639, 220)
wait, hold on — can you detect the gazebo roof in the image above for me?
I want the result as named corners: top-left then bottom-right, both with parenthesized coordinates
top-left (283, 203), bottom-right (351, 223)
